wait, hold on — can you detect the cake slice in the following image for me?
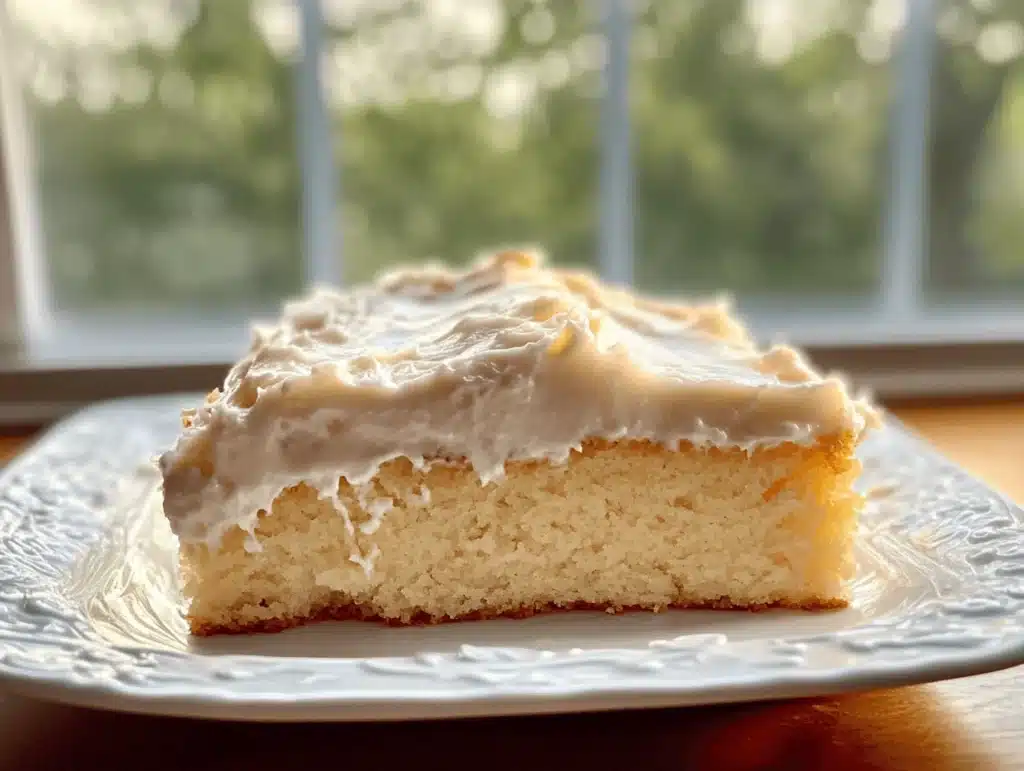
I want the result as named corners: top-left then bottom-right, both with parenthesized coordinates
top-left (159, 250), bottom-right (877, 635)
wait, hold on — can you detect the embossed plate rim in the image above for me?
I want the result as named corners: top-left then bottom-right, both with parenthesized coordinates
top-left (1, 395), bottom-right (1023, 721)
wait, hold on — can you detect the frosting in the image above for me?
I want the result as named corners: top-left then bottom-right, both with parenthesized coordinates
top-left (160, 250), bottom-right (877, 547)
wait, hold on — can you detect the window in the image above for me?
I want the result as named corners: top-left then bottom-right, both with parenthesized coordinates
top-left (927, 0), bottom-right (1024, 301)
top-left (2, 0), bottom-right (1024, 417)
top-left (325, 0), bottom-right (602, 282)
top-left (631, 1), bottom-right (888, 299)
top-left (14, 0), bottom-right (303, 311)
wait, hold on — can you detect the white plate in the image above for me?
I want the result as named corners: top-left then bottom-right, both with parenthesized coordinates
top-left (0, 396), bottom-right (1022, 722)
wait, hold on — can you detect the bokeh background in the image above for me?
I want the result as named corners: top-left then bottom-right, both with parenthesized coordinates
top-left (4, 0), bottom-right (1023, 314)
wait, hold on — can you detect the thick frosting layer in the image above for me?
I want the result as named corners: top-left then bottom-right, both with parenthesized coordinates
top-left (160, 250), bottom-right (877, 546)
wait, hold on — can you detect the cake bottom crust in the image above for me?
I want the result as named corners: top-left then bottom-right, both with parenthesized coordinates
top-left (190, 596), bottom-right (848, 637)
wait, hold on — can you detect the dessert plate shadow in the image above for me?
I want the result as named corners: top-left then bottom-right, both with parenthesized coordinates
top-left (1, 396), bottom-right (1022, 722)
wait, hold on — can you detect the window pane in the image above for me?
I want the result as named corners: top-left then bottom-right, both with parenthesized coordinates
top-left (7, 0), bottom-right (301, 310)
top-left (926, 0), bottom-right (1024, 299)
top-left (632, 0), bottom-right (891, 297)
top-left (326, 0), bottom-right (600, 282)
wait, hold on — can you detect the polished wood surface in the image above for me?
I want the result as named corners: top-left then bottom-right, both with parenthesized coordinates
top-left (0, 400), bottom-right (1021, 770)
top-left (0, 436), bottom-right (24, 466)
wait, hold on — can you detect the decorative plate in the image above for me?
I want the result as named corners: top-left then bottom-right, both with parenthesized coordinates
top-left (0, 396), bottom-right (1022, 721)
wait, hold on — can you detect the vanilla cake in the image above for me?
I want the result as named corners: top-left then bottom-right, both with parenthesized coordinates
top-left (159, 250), bottom-right (878, 635)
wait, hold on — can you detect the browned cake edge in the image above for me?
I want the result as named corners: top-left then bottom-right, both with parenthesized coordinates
top-left (189, 597), bottom-right (848, 637)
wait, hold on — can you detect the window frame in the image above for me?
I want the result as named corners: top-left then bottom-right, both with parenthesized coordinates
top-left (2, 0), bottom-right (1024, 427)
top-left (0, 126), bottom-right (18, 353)
top-left (0, 7), bottom-right (43, 354)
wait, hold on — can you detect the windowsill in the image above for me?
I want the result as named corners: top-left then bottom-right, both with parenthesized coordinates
top-left (2, 304), bottom-right (1024, 425)
top-left (15, 309), bottom-right (276, 368)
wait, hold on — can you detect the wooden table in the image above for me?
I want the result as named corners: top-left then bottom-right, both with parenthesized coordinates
top-left (0, 401), bottom-right (1022, 770)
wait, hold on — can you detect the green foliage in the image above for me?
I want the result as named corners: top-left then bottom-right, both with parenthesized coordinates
top-left (16, 0), bottom-right (1024, 310)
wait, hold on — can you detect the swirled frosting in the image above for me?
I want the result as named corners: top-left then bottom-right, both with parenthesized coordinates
top-left (160, 250), bottom-right (877, 546)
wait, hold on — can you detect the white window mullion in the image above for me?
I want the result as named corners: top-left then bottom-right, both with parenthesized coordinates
top-left (881, 0), bottom-right (935, 320)
top-left (599, 0), bottom-right (634, 286)
top-left (0, 125), bottom-right (19, 351)
top-left (296, 0), bottom-right (341, 287)
top-left (0, 9), bottom-right (50, 350)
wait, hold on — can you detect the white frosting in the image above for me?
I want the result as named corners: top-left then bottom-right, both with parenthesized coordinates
top-left (160, 250), bottom-right (877, 547)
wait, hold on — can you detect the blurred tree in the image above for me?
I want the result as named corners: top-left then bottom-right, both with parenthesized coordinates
top-left (7, 0), bottom-right (1023, 309)
top-left (328, 0), bottom-right (602, 282)
top-left (630, 0), bottom-right (887, 294)
top-left (929, 0), bottom-right (1024, 293)
top-left (17, 0), bottom-right (301, 308)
